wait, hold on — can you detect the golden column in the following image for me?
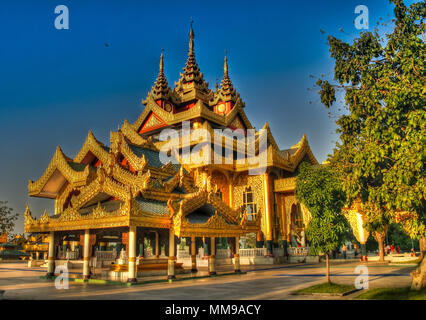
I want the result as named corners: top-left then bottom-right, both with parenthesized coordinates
top-left (167, 229), bottom-right (176, 280)
top-left (229, 182), bottom-right (233, 208)
top-left (233, 236), bottom-right (241, 273)
top-left (127, 226), bottom-right (137, 283)
top-left (191, 236), bottom-right (197, 273)
top-left (263, 172), bottom-right (273, 255)
top-left (46, 231), bottom-right (55, 278)
top-left (208, 237), bottom-right (217, 276)
top-left (155, 231), bottom-right (160, 258)
top-left (83, 229), bottom-right (91, 280)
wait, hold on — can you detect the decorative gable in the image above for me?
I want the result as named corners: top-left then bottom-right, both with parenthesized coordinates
top-left (139, 112), bottom-right (167, 134)
top-left (228, 115), bottom-right (246, 131)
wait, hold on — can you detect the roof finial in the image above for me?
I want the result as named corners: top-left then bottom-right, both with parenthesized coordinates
top-left (224, 52), bottom-right (228, 77)
top-left (160, 49), bottom-right (164, 73)
top-left (189, 17), bottom-right (194, 53)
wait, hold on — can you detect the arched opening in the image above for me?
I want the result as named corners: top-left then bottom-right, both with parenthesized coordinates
top-left (211, 170), bottom-right (229, 205)
top-left (290, 203), bottom-right (305, 247)
top-left (243, 187), bottom-right (257, 221)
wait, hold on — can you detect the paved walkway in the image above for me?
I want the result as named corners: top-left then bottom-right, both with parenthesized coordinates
top-left (0, 261), bottom-right (416, 300)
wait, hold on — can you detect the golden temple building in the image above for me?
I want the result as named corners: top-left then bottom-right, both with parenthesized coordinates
top-left (24, 25), bottom-right (318, 282)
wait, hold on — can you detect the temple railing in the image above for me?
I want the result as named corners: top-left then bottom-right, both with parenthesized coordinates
top-left (57, 250), bottom-right (79, 260)
top-left (177, 249), bottom-right (191, 259)
top-left (176, 248), bottom-right (232, 259)
top-left (95, 250), bottom-right (116, 260)
top-left (239, 248), bottom-right (267, 257)
top-left (288, 247), bottom-right (310, 256)
top-left (216, 249), bottom-right (231, 259)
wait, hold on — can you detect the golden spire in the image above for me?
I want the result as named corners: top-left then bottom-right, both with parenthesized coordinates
top-left (159, 50), bottom-right (164, 74)
top-left (189, 17), bottom-right (194, 53)
top-left (210, 54), bottom-right (244, 107)
top-left (146, 51), bottom-right (177, 103)
top-left (174, 19), bottom-right (212, 102)
top-left (224, 50), bottom-right (228, 77)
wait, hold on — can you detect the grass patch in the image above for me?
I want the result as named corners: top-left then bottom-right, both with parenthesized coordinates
top-left (297, 282), bottom-right (356, 295)
top-left (356, 287), bottom-right (426, 300)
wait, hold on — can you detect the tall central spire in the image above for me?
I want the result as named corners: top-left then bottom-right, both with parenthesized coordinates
top-left (189, 17), bottom-right (194, 54)
top-left (174, 19), bottom-right (212, 103)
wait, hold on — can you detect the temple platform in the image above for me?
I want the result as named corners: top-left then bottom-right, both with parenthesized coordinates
top-left (103, 258), bottom-right (188, 282)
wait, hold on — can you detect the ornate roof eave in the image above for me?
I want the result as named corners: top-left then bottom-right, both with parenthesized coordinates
top-left (133, 96), bottom-right (174, 131)
top-left (69, 167), bottom-right (132, 210)
top-left (110, 130), bottom-right (148, 171)
top-left (121, 120), bottom-right (148, 146)
top-left (74, 130), bottom-right (110, 166)
top-left (287, 134), bottom-right (319, 170)
top-left (29, 146), bottom-right (92, 198)
top-left (24, 200), bottom-right (131, 233)
top-left (222, 100), bottom-right (252, 130)
top-left (168, 183), bottom-right (242, 225)
top-left (174, 213), bottom-right (249, 238)
top-left (133, 95), bottom-right (254, 137)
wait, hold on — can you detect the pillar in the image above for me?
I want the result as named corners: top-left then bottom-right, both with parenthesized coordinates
top-left (229, 182), bottom-right (233, 207)
top-left (168, 229), bottom-right (176, 280)
top-left (191, 236), bottom-right (197, 273)
top-left (155, 232), bottom-right (160, 258)
top-left (83, 229), bottom-right (91, 280)
top-left (282, 240), bottom-right (288, 258)
top-left (234, 236), bottom-right (241, 273)
top-left (36, 251), bottom-right (40, 260)
top-left (46, 231), bottom-right (55, 278)
top-left (256, 232), bottom-right (264, 248)
top-left (127, 226), bottom-right (137, 283)
top-left (263, 172), bottom-right (273, 255)
top-left (209, 237), bottom-right (217, 276)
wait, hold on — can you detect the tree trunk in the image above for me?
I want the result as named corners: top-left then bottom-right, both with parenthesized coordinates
top-left (374, 230), bottom-right (386, 262)
top-left (326, 253), bottom-right (330, 283)
top-left (411, 237), bottom-right (426, 290)
top-left (379, 240), bottom-right (384, 261)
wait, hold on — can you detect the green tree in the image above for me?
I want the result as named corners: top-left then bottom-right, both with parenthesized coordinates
top-left (316, 0), bottom-right (425, 288)
top-left (0, 201), bottom-right (18, 237)
top-left (295, 162), bottom-right (348, 283)
top-left (388, 222), bottom-right (420, 252)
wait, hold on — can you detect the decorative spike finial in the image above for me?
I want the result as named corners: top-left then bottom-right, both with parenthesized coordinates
top-left (159, 50), bottom-right (164, 73)
top-left (224, 55), bottom-right (228, 77)
top-left (189, 17), bottom-right (194, 53)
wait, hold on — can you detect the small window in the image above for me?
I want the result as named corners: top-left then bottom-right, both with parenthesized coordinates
top-left (243, 187), bottom-right (257, 221)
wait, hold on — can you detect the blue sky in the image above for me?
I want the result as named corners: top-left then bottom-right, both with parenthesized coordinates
top-left (0, 0), bottom-right (397, 233)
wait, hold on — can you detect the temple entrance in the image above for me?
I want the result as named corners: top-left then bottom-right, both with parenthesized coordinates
top-left (290, 203), bottom-right (305, 247)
